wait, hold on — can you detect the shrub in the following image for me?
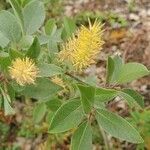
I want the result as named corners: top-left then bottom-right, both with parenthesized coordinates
top-left (0, 0), bottom-right (149, 149)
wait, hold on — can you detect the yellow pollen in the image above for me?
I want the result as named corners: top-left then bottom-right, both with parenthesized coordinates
top-left (9, 57), bottom-right (39, 86)
top-left (51, 76), bottom-right (65, 89)
top-left (58, 20), bottom-right (104, 71)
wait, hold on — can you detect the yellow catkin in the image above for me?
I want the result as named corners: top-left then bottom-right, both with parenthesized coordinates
top-left (51, 76), bottom-right (65, 88)
top-left (9, 57), bottom-right (39, 86)
top-left (58, 20), bottom-right (104, 71)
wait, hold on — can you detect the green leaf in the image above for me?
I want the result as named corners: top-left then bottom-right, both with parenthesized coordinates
top-left (3, 94), bottom-right (15, 116)
top-left (48, 28), bottom-right (62, 52)
top-left (23, 0), bottom-right (45, 34)
top-left (45, 19), bottom-right (57, 35)
top-left (46, 111), bottom-right (55, 124)
top-left (95, 88), bottom-right (118, 103)
top-left (22, 78), bottom-right (61, 100)
top-left (33, 103), bottom-right (47, 124)
top-left (38, 34), bottom-right (49, 45)
top-left (71, 121), bottom-right (92, 150)
top-left (0, 31), bottom-right (9, 48)
top-left (62, 17), bottom-right (76, 40)
top-left (26, 37), bottom-right (40, 59)
top-left (11, 81), bottom-right (25, 92)
top-left (49, 99), bottom-right (84, 133)
top-left (110, 56), bottom-right (123, 83)
top-left (0, 87), bottom-right (15, 116)
top-left (15, 0), bottom-right (22, 5)
top-left (7, 83), bottom-right (15, 101)
top-left (0, 11), bottom-right (21, 42)
top-left (46, 98), bottom-right (62, 111)
top-left (106, 57), bottom-right (149, 84)
top-left (119, 89), bottom-right (144, 108)
top-left (79, 75), bottom-right (98, 87)
top-left (20, 35), bottom-right (33, 49)
top-left (106, 57), bottom-right (114, 83)
top-left (9, 49), bottom-right (24, 60)
top-left (38, 63), bottom-right (63, 77)
top-left (0, 52), bottom-right (11, 71)
top-left (21, 0), bottom-right (32, 7)
top-left (106, 55), bottom-right (123, 84)
top-left (118, 63), bottom-right (149, 84)
top-left (96, 108), bottom-right (143, 143)
top-left (78, 84), bottom-right (95, 114)
top-left (8, 0), bottom-right (24, 31)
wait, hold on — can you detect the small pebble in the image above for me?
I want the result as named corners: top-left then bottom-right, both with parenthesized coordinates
top-left (129, 13), bottom-right (140, 21)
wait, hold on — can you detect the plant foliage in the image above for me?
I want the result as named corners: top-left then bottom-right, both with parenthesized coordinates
top-left (0, 0), bottom-right (149, 149)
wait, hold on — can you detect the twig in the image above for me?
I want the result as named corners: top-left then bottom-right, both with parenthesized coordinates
top-left (99, 125), bottom-right (111, 150)
top-left (65, 72), bottom-right (87, 84)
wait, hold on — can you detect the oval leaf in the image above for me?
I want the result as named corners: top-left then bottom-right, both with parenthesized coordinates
top-left (118, 63), bottom-right (149, 84)
top-left (45, 19), bottom-right (57, 35)
top-left (0, 11), bottom-right (21, 42)
top-left (22, 78), bottom-right (61, 100)
top-left (95, 88), bottom-right (118, 103)
top-left (62, 17), bottom-right (76, 40)
top-left (0, 31), bottom-right (9, 48)
top-left (96, 108), bottom-right (144, 143)
top-left (78, 84), bottom-right (95, 114)
top-left (38, 63), bottom-right (63, 77)
top-left (71, 121), bottom-right (92, 150)
top-left (26, 37), bottom-right (40, 60)
top-left (49, 99), bottom-right (84, 133)
top-left (8, 0), bottom-right (24, 30)
top-left (106, 56), bottom-right (123, 84)
top-left (33, 103), bottom-right (47, 124)
top-left (46, 98), bottom-right (62, 111)
top-left (0, 87), bottom-right (15, 115)
top-left (23, 1), bottom-right (45, 34)
top-left (119, 89), bottom-right (144, 108)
